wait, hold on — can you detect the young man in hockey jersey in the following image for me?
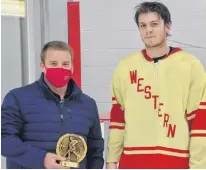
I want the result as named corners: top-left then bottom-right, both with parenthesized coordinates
top-left (106, 1), bottom-right (206, 169)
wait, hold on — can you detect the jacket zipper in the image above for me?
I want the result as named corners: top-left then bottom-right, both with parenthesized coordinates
top-left (59, 96), bottom-right (73, 125)
top-left (60, 99), bottom-right (65, 124)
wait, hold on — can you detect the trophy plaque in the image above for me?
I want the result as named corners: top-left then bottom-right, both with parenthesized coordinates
top-left (56, 134), bottom-right (87, 168)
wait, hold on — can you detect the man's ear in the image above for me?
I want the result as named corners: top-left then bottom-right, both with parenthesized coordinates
top-left (40, 63), bottom-right (46, 73)
top-left (165, 22), bottom-right (171, 35)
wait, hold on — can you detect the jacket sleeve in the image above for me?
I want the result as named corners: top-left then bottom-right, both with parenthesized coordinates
top-left (1, 91), bottom-right (47, 169)
top-left (106, 65), bottom-right (125, 163)
top-left (86, 100), bottom-right (104, 169)
top-left (185, 60), bottom-right (206, 169)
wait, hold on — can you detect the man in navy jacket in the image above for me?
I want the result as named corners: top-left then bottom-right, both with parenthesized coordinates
top-left (1, 41), bottom-right (104, 169)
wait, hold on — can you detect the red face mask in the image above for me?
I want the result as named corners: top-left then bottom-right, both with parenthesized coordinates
top-left (45, 67), bottom-right (73, 87)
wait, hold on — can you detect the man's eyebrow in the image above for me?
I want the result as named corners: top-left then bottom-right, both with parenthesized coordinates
top-left (139, 20), bottom-right (160, 24)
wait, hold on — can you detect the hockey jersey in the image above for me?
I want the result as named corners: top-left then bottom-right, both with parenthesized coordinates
top-left (106, 48), bottom-right (206, 169)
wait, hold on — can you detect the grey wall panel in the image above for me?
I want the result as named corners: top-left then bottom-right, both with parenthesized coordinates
top-left (1, 16), bottom-right (23, 169)
top-left (1, 16), bottom-right (23, 99)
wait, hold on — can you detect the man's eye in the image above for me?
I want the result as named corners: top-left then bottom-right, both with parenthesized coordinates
top-left (152, 23), bottom-right (158, 26)
top-left (51, 63), bottom-right (56, 66)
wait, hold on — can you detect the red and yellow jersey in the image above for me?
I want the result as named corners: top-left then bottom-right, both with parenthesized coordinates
top-left (106, 48), bottom-right (206, 169)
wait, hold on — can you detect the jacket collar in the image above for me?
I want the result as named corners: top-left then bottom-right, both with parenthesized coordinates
top-left (38, 73), bottom-right (82, 101)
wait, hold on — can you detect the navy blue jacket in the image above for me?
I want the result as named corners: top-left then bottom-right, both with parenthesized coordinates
top-left (1, 74), bottom-right (104, 169)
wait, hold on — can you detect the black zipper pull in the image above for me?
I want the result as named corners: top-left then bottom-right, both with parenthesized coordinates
top-left (68, 109), bottom-right (72, 118)
top-left (60, 99), bottom-right (64, 107)
top-left (60, 99), bottom-right (65, 124)
top-left (60, 114), bottom-right (64, 124)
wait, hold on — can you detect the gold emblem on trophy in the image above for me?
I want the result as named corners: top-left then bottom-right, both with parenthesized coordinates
top-left (56, 134), bottom-right (87, 168)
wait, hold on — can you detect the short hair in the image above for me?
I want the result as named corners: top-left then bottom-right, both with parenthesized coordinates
top-left (40, 41), bottom-right (74, 64)
top-left (134, 1), bottom-right (172, 26)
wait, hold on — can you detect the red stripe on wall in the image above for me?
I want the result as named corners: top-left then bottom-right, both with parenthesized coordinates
top-left (67, 2), bottom-right (81, 88)
top-left (109, 125), bottom-right (125, 130)
top-left (100, 118), bottom-right (110, 122)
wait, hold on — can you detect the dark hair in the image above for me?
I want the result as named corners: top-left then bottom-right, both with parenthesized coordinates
top-left (134, 1), bottom-right (171, 26)
top-left (40, 41), bottom-right (74, 64)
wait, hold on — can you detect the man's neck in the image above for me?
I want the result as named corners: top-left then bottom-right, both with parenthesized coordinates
top-left (146, 40), bottom-right (169, 58)
top-left (44, 78), bottom-right (67, 100)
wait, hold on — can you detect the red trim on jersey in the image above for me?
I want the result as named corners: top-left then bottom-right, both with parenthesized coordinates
top-left (110, 104), bottom-right (125, 123)
top-left (112, 97), bottom-right (116, 101)
top-left (187, 119), bottom-right (193, 130)
top-left (187, 110), bottom-right (197, 129)
top-left (200, 102), bottom-right (206, 106)
top-left (141, 49), bottom-right (153, 61)
top-left (142, 47), bottom-right (182, 62)
top-left (191, 109), bottom-right (206, 130)
top-left (124, 146), bottom-right (189, 154)
top-left (109, 125), bottom-right (125, 130)
top-left (187, 110), bottom-right (196, 117)
top-left (191, 134), bottom-right (206, 137)
top-left (119, 153), bottom-right (189, 169)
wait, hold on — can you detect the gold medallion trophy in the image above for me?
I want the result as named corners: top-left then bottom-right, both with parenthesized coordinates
top-left (56, 134), bottom-right (87, 168)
